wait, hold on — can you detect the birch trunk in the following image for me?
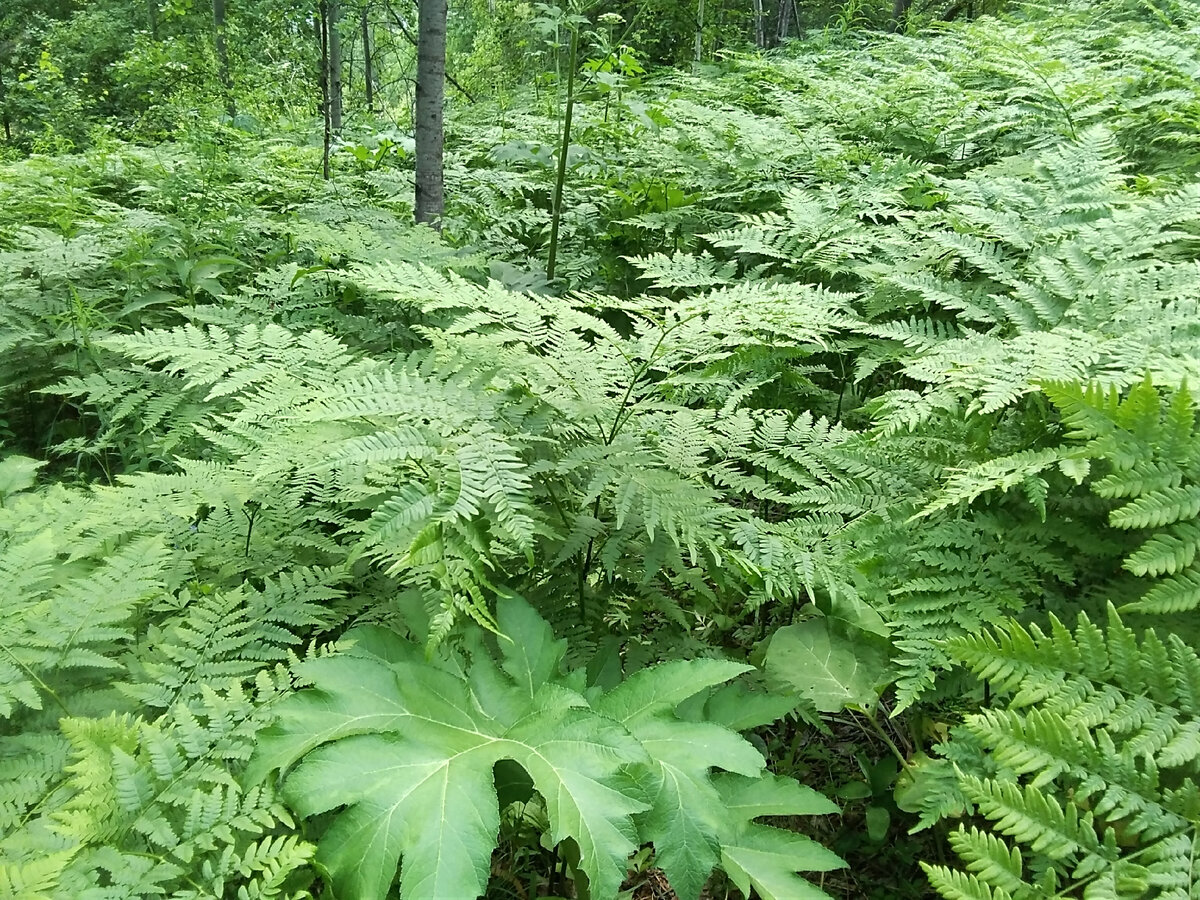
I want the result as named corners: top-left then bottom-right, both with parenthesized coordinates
top-left (415, 0), bottom-right (447, 226)
top-left (752, 0), bottom-right (765, 49)
top-left (777, 0), bottom-right (793, 43)
top-left (328, 0), bottom-right (343, 131)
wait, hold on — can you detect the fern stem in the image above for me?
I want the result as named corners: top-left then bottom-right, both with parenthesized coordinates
top-left (0, 640), bottom-right (71, 716)
top-left (605, 312), bottom-right (699, 446)
top-left (1051, 831), bottom-right (1194, 898)
top-left (578, 499), bottom-right (600, 624)
top-left (1002, 38), bottom-right (1077, 139)
top-left (541, 480), bottom-right (573, 528)
top-left (242, 500), bottom-right (260, 557)
top-left (577, 311), bottom-right (706, 621)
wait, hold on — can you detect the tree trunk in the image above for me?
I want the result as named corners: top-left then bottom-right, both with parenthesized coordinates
top-left (361, 4), bottom-right (374, 111)
top-left (0, 61), bottom-right (11, 143)
top-left (328, 0), bottom-right (344, 131)
top-left (212, 0), bottom-right (235, 118)
top-left (693, 0), bottom-right (704, 71)
top-left (890, 0), bottom-right (911, 30)
top-left (752, 0), bottom-right (765, 49)
top-left (415, 0), bottom-right (446, 227)
top-left (777, 0), bottom-right (793, 42)
top-left (319, 0), bottom-right (332, 179)
top-left (147, 0), bottom-right (160, 39)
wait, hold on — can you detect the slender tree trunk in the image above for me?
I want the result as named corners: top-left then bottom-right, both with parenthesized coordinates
top-left (147, 0), bottom-right (160, 39)
top-left (777, 0), bottom-right (793, 42)
top-left (415, 0), bottom-right (446, 226)
top-left (752, 0), bottom-right (765, 48)
top-left (415, 0), bottom-right (448, 226)
top-left (327, 0), bottom-right (344, 131)
top-left (0, 61), bottom-right (10, 143)
top-left (693, 0), bottom-right (704, 71)
top-left (384, 1), bottom-right (475, 103)
top-left (319, 0), bottom-right (332, 179)
top-left (212, 0), bottom-right (235, 118)
top-left (361, 4), bottom-right (375, 110)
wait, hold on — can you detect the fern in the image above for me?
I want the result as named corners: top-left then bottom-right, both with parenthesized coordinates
top-left (923, 605), bottom-right (1200, 899)
top-left (1043, 379), bottom-right (1200, 617)
top-left (4, 3), bottom-right (1200, 895)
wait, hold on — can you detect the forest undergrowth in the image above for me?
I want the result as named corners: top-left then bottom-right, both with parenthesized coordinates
top-left (3, 0), bottom-right (1200, 897)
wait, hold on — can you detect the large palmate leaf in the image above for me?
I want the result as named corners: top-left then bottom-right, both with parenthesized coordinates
top-left (249, 597), bottom-right (842, 900)
top-left (596, 658), bottom-right (765, 899)
top-left (716, 774), bottom-right (845, 900)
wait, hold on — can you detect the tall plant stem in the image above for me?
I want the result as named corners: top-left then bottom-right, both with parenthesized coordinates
top-left (546, 3), bottom-right (645, 281)
top-left (545, 26), bottom-right (577, 282)
top-left (361, 5), bottom-right (374, 110)
top-left (319, 0), bottom-right (332, 179)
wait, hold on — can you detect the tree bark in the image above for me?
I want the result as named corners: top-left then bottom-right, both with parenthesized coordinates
top-left (328, 0), bottom-right (343, 131)
top-left (693, 0), bottom-right (704, 71)
top-left (777, 0), bottom-right (793, 42)
top-left (361, 4), bottom-right (374, 111)
top-left (751, 0), bottom-right (765, 49)
top-left (384, 2), bottom-right (475, 102)
top-left (890, 0), bottom-right (911, 30)
top-left (415, 0), bottom-right (446, 227)
top-left (212, 0), bottom-right (235, 118)
top-left (0, 60), bottom-right (11, 143)
top-left (147, 0), bottom-right (160, 39)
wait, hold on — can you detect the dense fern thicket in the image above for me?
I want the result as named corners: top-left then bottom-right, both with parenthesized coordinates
top-left (3, 0), bottom-right (1200, 897)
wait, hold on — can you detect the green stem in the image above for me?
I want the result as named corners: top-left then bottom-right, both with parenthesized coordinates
top-left (546, 26), bottom-right (578, 282)
top-left (546, 2), bottom-right (645, 282)
top-left (859, 708), bottom-right (910, 771)
top-left (577, 312), bottom-right (700, 621)
top-left (0, 640), bottom-right (71, 716)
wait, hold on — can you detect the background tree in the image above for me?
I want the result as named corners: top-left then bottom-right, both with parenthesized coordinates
top-left (327, 0), bottom-right (344, 130)
top-left (213, 0), bottom-right (235, 117)
top-left (361, 1), bottom-right (375, 110)
top-left (415, 0), bottom-right (446, 225)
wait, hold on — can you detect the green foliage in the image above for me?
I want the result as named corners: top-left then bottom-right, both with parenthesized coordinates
top-left (250, 595), bottom-right (842, 900)
top-left (921, 605), bottom-right (1200, 898)
top-left (764, 618), bottom-right (890, 713)
top-left (1047, 380), bottom-right (1200, 616)
top-left (4, 0), bottom-right (1200, 896)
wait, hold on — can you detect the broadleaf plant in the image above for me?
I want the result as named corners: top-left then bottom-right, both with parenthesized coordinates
top-left (248, 596), bottom-right (843, 900)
